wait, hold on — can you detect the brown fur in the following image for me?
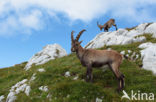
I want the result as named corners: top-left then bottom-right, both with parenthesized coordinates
top-left (97, 19), bottom-right (118, 32)
top-left (71, 29), bottom-right (125, 92)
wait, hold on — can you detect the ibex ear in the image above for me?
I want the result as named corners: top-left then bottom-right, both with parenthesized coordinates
top-left (79, 40), bottom-right (83, 44)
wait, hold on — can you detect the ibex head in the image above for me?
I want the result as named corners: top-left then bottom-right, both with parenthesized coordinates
top-left (97, 21), bottom-right (103, 31)
top-left (71, 29), bottom-right (86, 52)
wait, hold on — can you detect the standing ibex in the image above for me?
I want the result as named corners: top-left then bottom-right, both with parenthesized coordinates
top-left (97, 19), bottom-right (118, 32)
top-left (71, 29), bottom-right (125, 92)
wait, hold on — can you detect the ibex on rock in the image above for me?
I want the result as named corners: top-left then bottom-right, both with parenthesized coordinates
top-left (71, 29), bottom-right (125, 92)
top-left (97, 19), bottom-right (118, 32)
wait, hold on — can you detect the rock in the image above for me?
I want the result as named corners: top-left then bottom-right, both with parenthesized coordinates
top-left (135, 54), bottom-right (139, 59)
top-left (67, 94), bottom-right (70, 98)
top-left (73, 76), bottom-right (79, 80)
top-left (29, 73), bottom-right (36, 82)
top-left (65, 71), bottom-right (70, 77)
top-left (6, 79), bottom-right (31, 102)
top-left (126, 54), bottom-right (129, 57)
top-left (24, 44), bottom-right (67, 70)
top-left (120, 51), bottom-right (125, 55)
top-left (130, 52), bottom-right (136, 60)
top-left (25, 86), bottom-right (31, 96)
top-left (6, 92), bottom-right (16, 102)
top-left (145, 23), bottom-right (156, 38)
top-left (0, 95), bottom-right (5, 102)
top-left (15, 84), bottom-right (27, 94)
top-left (39, 86), bottom-right (48, 92)
top-left (139, 42), bottom-right (156, 74)
top-left (85, 23), bottom-right (156, 49)
top-left (38, 68), bottom-right (45, 72)
top-left (96, 97), bottom-right (102, 102)
top-left (133, 36), bottom-right (146, 43)
top-left (47, 93), bottom-right (52, 101)
top-left (128, 50), bottom-right (132, 53)
top-left (107, 48), bottom-right (112, 50)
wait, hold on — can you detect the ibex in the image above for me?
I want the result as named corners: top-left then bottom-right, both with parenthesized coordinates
top-left (71, 29), bottom-right (125, 92)
top-left (97, 19), bottom-right (118, 32)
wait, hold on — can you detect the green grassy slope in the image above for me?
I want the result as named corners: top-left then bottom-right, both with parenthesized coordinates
top-left (0, 34), bottom-right (156, 102)
top-left (0, 62), bottom-right (28, 96)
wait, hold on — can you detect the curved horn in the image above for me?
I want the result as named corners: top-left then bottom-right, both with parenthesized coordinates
top-left (71, 31), bottom-right (74, 42)
top-left (76, 29), bottom-right (86, 41)
top-left (97, 21), bottom-right (100, 27)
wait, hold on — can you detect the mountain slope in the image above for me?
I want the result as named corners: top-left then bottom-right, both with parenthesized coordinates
top-left (0, 47), bottom-right (156, 102)
top-left (0, 23), bottom-right (156, 102)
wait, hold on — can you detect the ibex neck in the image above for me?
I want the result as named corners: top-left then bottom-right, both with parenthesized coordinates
top-left (76, 45), bottom-right (85, 59)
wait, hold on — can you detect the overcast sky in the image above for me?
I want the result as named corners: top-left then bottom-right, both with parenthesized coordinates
top-left (0, 0), bottom-right (156, 68)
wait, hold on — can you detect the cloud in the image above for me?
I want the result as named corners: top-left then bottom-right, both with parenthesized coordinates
top-left (108, 0), bottom-right (156, 23)
top-left (0, 9), bottom-right (43, 36)
top-left (0, 0), bottom-right (156, 36)
top-left (19, 10), bottom-right (43, 30)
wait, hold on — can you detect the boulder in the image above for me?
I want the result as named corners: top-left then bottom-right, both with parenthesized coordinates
top-left (24, 44), bottom-right (67, 70)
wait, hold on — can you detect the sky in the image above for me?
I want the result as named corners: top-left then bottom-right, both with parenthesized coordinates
top-left (0, 0), bottom-right (156, 68)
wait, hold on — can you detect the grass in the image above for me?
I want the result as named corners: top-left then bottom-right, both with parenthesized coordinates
top-left (125, 26), bottom-right (137, 31)
top-left (125, 22), bottom-right (153, 31)
top-left (19, 54), bottom-right (156, 102)
top-left (0, 62), bottom-right (28, 96)
top-left (0, 50), bottom-right (156, 102)
top-left (135, 33), bottom-right (156, 43)
top-left (0, 33), bottom-right (156, 102)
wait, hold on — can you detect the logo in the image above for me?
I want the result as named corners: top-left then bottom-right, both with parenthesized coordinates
top-left (121, 90), bottom-right (154, 101)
